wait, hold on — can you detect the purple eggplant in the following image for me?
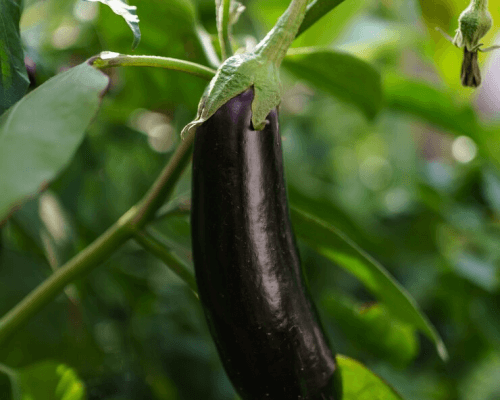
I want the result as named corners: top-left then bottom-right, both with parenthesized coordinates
top-left (191, 88), bottom-right (342, 399)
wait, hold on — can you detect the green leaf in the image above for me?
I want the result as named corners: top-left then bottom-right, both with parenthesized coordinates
top-left (283, 48), bottom-right (382, 120)
top-left (297, 0), bottom-right (346, 38)
top-left (290, 207), bottom-right (448, 361)
top-left (322, 293), bottom-right (419, 367)
top-left (0, 61), bottom-right (109, 223)
top-left (8, 361), bottom-right (85, 400)
top-left (0, 0), bottom-right (29, 114)
top-left (384, 73), bottom-right (477, 136)
top-left (85, 0), bottom-right (141, 49)
top-left (384, 73), bottom-right (500, 169)
top-left (338, 355), bottom-right (405, 400)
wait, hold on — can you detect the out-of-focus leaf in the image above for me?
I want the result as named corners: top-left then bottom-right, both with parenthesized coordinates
top-left (470, 297), bottom-right (500, 347)
top-left (452, 252), bottom-right (498, 292)
top-left (482, 169), bottom-right (500, 216)
top-left (384, 73), bottom-right (476, 135)
top-left (8, 360), bottom-right (86, 400)
top-left (384, 73), bottom-right (500, 168)
top-left (460, 351), bottom-right (500, 400)
top-left (283, 48), bottom-right (382, 120)
top-left (322, 293), bottom-right (419, 367)
top-left (0, 61), bottom-right (109, 223)
top-left (86, 0), bottom-right (141, 49)
top-left (12, 191), bottom-right (78, 269)
top-left (296, 0), bottom-right (346, 38)
top-left (0, 0), bottom-right (29, 114)
top-left (338, 355), bottom-right (405, 400)
top-left (290, 207), bottom-right (448, 361)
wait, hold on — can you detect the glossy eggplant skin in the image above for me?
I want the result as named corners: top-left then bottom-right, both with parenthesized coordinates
top-left (191, 89), bottom-right (342, 400)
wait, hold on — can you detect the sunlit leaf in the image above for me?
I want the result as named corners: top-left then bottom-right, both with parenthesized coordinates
top-left (339, 355), bottom-right (405, 400)
top-left (9, 361), bottom-right (86, 400)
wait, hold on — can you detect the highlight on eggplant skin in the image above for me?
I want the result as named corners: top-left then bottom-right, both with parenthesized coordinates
top-left (191, 88), bottom-right (342, 400)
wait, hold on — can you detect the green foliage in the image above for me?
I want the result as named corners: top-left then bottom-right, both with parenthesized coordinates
top-left (338, 355), bottom-right (404, 400)
top-left (283, 48), bottom-right (382, 120)
top-left (322, 294), bottom-right (418, 367)
top-left (1, 0), bottom-right (500, 399)
top-left (291, 207), bottom-right (447, 360)
top-left (296, 0), bottom-right (347, 38)
top-left (0, 361), bottom-right (86, 400)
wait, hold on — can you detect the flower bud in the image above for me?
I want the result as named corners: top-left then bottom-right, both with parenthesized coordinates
top-left (453, 1), bottom-right (492, 51)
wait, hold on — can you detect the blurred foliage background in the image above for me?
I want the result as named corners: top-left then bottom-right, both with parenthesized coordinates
top-left (2, 0), bottom-right (500, 398)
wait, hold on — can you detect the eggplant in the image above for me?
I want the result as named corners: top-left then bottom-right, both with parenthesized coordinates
top-left (191, 88), bottom-right (342, 399)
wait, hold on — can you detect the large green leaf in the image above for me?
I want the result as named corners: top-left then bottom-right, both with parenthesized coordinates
top-left (0, 61), bottom-right (109, 223)
top-left (0, 360), bottom-right (85, 400)
top-left (290, 207), bottom-right (448, 361)
top-left (322, 293), bottom-right (419, 367)
top-left (0, 0), bottom-right (29, 114)
top-left (338, 355), bottom-right (405, 400)
top-left (283, 48), bottom-right (382, 120)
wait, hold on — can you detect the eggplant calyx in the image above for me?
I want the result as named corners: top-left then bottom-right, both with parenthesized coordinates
top-left (181, 0), bottom-right (309, 138)
top-left (180, 51), bottom-right (281, 138)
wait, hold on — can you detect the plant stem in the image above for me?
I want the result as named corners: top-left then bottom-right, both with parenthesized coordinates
top-left (0, 210), bottom-right (134, 345)
top-left (130, 129), bottom-right (196, 226)
top-left (91, 53), bottom-right (216, 80)
top-left (0, 105), bottom-right (211, 348)
top-left (154, 192), bottom-right (191, 221)
top-left (217, 0), bottom-right (233, 60)
top-left (134, 229), bottom-right (198, 295)
top-left (254, 0), bottom-right (309, 65)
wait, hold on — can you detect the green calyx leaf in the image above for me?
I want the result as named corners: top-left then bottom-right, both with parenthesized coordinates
top-left (181, 0), bottom-right (309, 137)
top-left (180, 51), bottom-right (281, 137)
